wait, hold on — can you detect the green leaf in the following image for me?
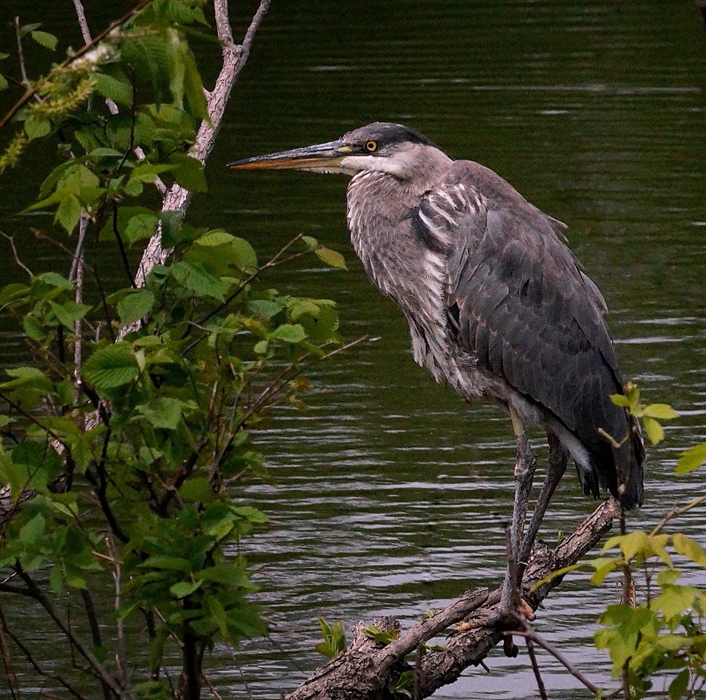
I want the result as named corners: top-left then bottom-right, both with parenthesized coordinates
top-left (590, 556), bottom-right (622, 585)
top-left (24, 114), bottom-right (52, 141)
top-left (2, 366), bottom-right (53, 392)
top-left (642, 403), bottom-right (679, 420)
top-left (83, 343), bottom-right (139, 390)
top-left (315, 247), bottom-right (347, 270)
top-left (135, 397), bottom-right (195, 430)
top-left (609, 393), bottom-right (631, 408)
top-left (270, 323), bottom-right (307, 344)
top-left (30, 30), bottom-right (57, 51)
top-left (93, 72), bottom-right (133, 107)
top-left (123, 212), bottom-right (159, 244)
top-left (194, 229), bottom-right (234, 247)
top-left (117, 289), bottom-right (154, 325)
top-left (56, 193), bottom-right (82, 234)
top-left (0, 415), bottom-right (15, 428)
top-left (20, 23), bottom-right (42, 35)
top-left (142, 555), bottom-right (191, 571)
top-left (182, 42), bottom-right (209, 121)
top-left (47, 300), bottom-right (90, 329)
top-left (170, 153), bottom-right (207, 192)
top-left (179, 477), bottom-right (214, 503)
top-left (19, 513), bottom-right (46, 545)
top-left (170, 260), bottom-right (229, 300)
top-left (170, 580), bottom-right (203, 599)
top-left (672, 533), bottom-right (706, 568)
top-left (669, 668), bottom-right (689, 700)
top-left (676, 443), bottom-right (706, 475)
top-left (642, 415), bottom-right (664, 445)
top-left (298, 303), bottom-right (339, 342)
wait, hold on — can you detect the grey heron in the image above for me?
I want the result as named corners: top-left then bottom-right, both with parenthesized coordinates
top-left (229, 122), bottom-right (644, 618)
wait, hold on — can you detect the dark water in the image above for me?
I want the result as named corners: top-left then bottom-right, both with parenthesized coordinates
top-left (2, 0), bottom-right (706, 698)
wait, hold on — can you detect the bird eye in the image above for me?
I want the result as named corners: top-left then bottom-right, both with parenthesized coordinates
top-left (365, 140), bottom-right (378, 153)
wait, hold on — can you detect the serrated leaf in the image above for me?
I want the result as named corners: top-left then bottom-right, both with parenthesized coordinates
top-left (642, 415), bottom-right (664, 445)
top-left (675, 443), bottom-right (706, 475)
top-left (30, 30), bottom-right (58, 51)
top-left (315, 247), bottom-right (347, 270)
top-left (270, 323), bottom-right (307, 343)
top-left (93, 72), bottom-right (133, 107)
top-left (117, 289), bottom-right (154, 324)
top-left (83, 343), bottom-right (139, 390)
top-left (170, 260), bottom-right (229, 300)
top-left (56, 193), bottom-right (82, 234)
top-left (642, 403), bottom-right (679, 420)
top-left (47, 300), bottom-right (90, 329)
top-left (135, 397), bottom-right (195, 430)
top-left (672, 533), bottom-right (706, 568)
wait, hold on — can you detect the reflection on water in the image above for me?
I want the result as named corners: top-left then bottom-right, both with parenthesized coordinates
top-left (1, 0), bottom-right (706, 697)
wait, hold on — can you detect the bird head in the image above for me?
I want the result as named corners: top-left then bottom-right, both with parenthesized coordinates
top-left (228, 122), bottom-right (449, 180)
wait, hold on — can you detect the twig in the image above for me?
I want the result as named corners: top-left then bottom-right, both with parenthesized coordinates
top-left (649, 493), bottom-right (706, 536)
top-left (13, 17), bottom-right (29, 87)
top-left (71, 0), bottom-right (93, 44)
top-left (525, 636), bottom-right (548, 700)
top-left (0, 231), bottom-right (34, 277)
top-left (80, 589), bottom-right (111, 700)
top-left (0, 0), bottom-right (153, 131)
top-left (0, 604), bottom-right (20, 699)
top-left (14, 565), bottom-right (123, 696)
top-left (509, 628), bottom-right (601, 695)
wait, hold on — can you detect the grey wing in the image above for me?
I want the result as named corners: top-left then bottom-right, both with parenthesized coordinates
top-left (437, 162), bottom-right (628, 457)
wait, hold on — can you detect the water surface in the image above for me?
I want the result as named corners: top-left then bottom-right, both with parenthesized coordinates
top-left (1, 0), bottom-right (705, 697)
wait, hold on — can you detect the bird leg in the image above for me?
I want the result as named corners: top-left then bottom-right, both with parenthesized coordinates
top-left (499, 409), bottom-right (537, 619)
top-left (518, 431), bottom-right (568, 570)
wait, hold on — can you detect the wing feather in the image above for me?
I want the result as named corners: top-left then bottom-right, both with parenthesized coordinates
top-left (440, 161), bottom-right (632, 470)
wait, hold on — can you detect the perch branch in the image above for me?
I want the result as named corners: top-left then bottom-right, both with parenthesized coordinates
top-left (285, 498), bottom-right (620, 700)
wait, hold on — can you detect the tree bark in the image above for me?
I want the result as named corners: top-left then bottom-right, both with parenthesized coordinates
top-left (284, 498), bottom-right (620, 700)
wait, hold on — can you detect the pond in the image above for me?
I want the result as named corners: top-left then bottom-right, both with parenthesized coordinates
top-left (1, 0), bottom-right (705, 697)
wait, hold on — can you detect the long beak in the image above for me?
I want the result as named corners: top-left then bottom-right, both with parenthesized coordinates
top-left (228, 139), bottom-right (352, 171)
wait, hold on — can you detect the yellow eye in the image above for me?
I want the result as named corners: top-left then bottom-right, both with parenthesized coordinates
top-left (365, 140), bottom-right (378, 153)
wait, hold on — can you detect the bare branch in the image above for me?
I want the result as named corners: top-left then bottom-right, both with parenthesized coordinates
top-left (134, 0), bottom-right (272, 286)
top-left (0, 231), bottom-right (34, 277)
top-left (13, 17), bottom-right (29, 86)
top-left (510, 628), bottom-right (601, 696)
top-left (12, 567), bottom-right (123, 696)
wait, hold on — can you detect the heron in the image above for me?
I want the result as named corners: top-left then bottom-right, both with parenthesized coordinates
top-left (229, 122), bottom-right (645, 619)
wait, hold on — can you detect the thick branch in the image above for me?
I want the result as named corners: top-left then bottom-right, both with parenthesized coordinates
top-left (285, 498), bottom-right (620, 700)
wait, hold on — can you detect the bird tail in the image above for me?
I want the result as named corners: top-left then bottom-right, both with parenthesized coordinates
top-left (617, 412), bottom-right (645, 509)
top-left (579, 411), bottom-right (645, 509)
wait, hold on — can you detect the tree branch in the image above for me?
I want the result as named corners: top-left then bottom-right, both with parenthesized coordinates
top-left (14, 566), bottom-right (124, 697)
top-left (133, 0), bottom-right (272, 287)
top-left (285, 498), bottom-right (620, 699)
